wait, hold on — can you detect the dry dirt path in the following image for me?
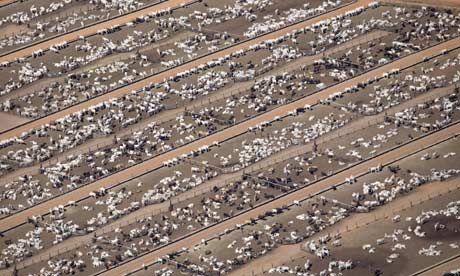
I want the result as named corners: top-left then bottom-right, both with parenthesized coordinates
top-left (0, 30), bottom-right (196, 103)
top-left (414, 254), bottom-right (460, 276)
top-left (0, 0), bottom-right (16, 8)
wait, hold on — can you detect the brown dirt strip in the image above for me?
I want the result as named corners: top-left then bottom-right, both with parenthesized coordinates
top-left (0, 0), bottom-right (16, 8)
top-left (0, 0), bottom-right (372, 140)
top-left (0, 30), bottom-right (459, 233)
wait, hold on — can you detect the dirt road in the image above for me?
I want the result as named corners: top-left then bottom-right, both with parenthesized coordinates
top-left (0, 0), bottom-right (373, 140)
top-left (0, 0), bottom-right (458, 274)
top-left (0, 0), bottom-right (16, 8)
top-left (98, 122), bottom-right (460, 276)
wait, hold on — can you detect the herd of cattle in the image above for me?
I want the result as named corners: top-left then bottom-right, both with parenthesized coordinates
top-left (0, 0), bottom-right (459, 275)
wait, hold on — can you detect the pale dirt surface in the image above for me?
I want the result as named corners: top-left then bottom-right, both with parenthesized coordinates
top-left (0, 112), bottom-right (30, 133)
top-left (0, 1), bottom-right (459, 274)
top-left (125, 135), bottom-right (460, 276)
top-left (0, 0), bottom-right (16, 7)
top-left (324, 182), bottom-right (460, 276)
top-left (9, 80), bottom-right (456, 272)
top-left (1, 14), bottom-right (459, 229)
top-left (224, 135), bottom-right (460, 275)
top-left (0, 30), bottom-right (382, 183)
top-left (9, 81), bottom-right (435, 270)
top-left (416, 255), bottom-right (460, 275)
top-left (0, 30), bottom-right (195, 104)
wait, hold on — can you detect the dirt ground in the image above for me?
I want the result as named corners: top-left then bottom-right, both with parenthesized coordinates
top-left (0, 112), bottom-right (29, 133)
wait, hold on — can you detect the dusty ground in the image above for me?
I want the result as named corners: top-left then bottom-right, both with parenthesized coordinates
top-left (0, 112), bottom-right (29, 133)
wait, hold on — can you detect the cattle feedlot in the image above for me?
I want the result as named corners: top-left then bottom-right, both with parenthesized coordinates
top-left (0, 0), bottom-right (460, 275)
